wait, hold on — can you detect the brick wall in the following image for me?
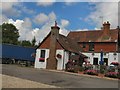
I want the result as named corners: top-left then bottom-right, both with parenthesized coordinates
top-left (38, 35), bottom-right (63, 49)
top-left (79, 42), bottom-right (117, 52)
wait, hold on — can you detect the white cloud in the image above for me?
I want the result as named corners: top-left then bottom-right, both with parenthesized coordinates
top-left (3, 10), bottom-right (69, 45)
top-left (37, 0), bottom-right (55, 7)
top-left (34, 13), bottom-right (49, 24)
top-left (48, 11), bottom-right (56, 21)
top-left (64, 0), bottom-right (77, 5)
top-left (5, 17), bottom-right (70, 45)
top-left (0, 14), bottom-right (8, 24)
top-left (61, 19), bottom-right (70, 28)
top-left (21, 6), bottom-right (35, 15)
top-left (85, 2), bottom-right (118, 29)
top-left (23, 18), bottom-right (32, 29)
top-left (34, 11), bottom-right (56, 25)
top-left (2, 2), bottom-right (21, 17)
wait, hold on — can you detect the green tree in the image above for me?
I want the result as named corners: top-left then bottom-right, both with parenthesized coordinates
top-left (31, 36), bottom-right (36, 46)
top-left (21, 40), bottom-right (32, 47)
top-left (1, 23), bottom-right (19, 45)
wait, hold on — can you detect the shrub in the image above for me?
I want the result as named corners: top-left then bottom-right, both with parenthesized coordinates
top-left (79, 66), bottom-right (85, 72)
top-left (100, 65), bottom-right (106, 74)
top-left (84, 64), bottom-right (93, 71)
top-left (84, 70), bottom-right (98, 75)
top-left (105, 72), bottom-right (118, 78)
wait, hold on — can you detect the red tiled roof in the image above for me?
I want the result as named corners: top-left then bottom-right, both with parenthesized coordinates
top-left (37, 32), bottom-right (83, 54)
top-left (67, 29), bottom-right (119, 42)
top-left (57, 34), bottom-right (83, 54)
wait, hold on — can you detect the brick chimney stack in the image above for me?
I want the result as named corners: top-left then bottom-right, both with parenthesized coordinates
top-left (46, 21), bottom-right (60, 70)
top-left (103, 21), bottom-right (110, 35)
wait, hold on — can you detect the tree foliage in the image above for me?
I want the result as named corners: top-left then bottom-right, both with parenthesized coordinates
top-left (31, 36), bottom-right (36, 46)
top-left (19, 40), bottom-right (32, 47)
top-left (1, 23), bottom-right (19, 45)
top-left (1, 23), bottom-right (37, 47)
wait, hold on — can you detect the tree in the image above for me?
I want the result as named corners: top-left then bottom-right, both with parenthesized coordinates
top-left (31, 36), bottom-right (36, 46)
top-left (1, 23), bottom-right (19, 45)
top-left (20, 40), bottom-right (32, 47)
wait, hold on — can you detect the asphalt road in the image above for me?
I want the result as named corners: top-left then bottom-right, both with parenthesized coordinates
top-left (2, 64), bottom-right (119, 88)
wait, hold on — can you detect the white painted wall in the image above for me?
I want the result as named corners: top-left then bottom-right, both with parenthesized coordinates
top-left (82, 52), bottom-right (119, 65)
top-left (63, 51), bottom-right (69, 69)
top-left (56, 50), bottom-right (64, 70)
top-left (34, 49), bottom-right (49, 69)
top-left (35, 49), bottom-right (70, 70)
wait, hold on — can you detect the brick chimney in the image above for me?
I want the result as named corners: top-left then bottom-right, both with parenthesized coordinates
top-left (103, 21), bottom-right (110, 35)
top-left (46, 21), bottom-right (60, 70)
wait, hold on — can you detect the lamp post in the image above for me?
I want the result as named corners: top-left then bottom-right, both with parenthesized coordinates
top-left (99, 49), bottom-right (104, 65)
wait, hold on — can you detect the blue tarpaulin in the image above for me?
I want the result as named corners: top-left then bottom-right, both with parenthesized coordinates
top-left (1, 44), bottom-right (35, 61)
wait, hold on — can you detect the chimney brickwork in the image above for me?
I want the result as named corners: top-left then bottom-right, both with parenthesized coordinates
top-left (103, 21), bottom-right (110, 35)
top-left (46, 22), bottom-right (60, 70)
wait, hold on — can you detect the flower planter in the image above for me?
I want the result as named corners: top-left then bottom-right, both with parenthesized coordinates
top-left (98, 73), bottom-right (104, 77)
top-left (78, 71), bottom-right (84, 74)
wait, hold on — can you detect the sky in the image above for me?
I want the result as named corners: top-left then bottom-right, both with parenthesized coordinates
top-left (1, 0), bottom-right (119, 44)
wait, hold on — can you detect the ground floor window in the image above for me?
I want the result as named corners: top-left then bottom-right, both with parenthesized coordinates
top-left (93, 58), bottom-right (98, 65)
top-left (104, 58), bottom-right (108, 66)
top-left (39, 50), bottom-right (46, 62)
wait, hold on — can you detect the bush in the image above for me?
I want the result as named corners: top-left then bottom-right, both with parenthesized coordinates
top-left (100, 65), bottom-right (106, 74)
top-left (74, 65), bottom-right (80, 73)
top-left (79, 66), bottom-right (84, 72)
top-left (84, 70), bottom-right (98, 75)
top-left (105, 72), bottom-right (118, 78)
top-left (84, 64), bottom-right (93, 71)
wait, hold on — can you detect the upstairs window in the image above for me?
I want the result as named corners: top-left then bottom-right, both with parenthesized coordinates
top-left (89, 43), bottom-right (94, 51)
top-left (40, 50), bottom-right (46, 58)
top-left (82, 43), bottom-right (86, 48)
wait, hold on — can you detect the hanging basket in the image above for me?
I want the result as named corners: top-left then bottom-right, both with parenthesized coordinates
top-left (56, 54), bottom-right (62, 59)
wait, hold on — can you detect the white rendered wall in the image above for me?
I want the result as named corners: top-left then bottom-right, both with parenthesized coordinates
top-left (63, 51), bottom-right (69, 69)
top-left (56, 50), bottom-right (64, 70)
top-left (35, 49), bottom-right (70, 70)
top-left (34, 49), bottom-right (49, 69)
top-left (82, 52), bottom-right (119, 65)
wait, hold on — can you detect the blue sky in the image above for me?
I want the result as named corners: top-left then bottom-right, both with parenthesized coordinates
top-left (1, 1), bottom-right (118, 44)
top-left (5, 2), bottom-right (96, 29)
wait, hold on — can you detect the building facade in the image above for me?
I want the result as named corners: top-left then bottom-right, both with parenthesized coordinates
top-left (68, 21), bottom-right (120, 65)
top-left (35, 23), bottom-right (86, 70)
top-left (35, 21), bottom-right (120, 70)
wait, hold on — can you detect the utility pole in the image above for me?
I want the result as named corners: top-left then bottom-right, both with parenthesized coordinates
top-left (99, 16), bottom-right (103, 29)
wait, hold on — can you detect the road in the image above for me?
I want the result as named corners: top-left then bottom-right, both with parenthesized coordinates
top-left (2, 64), bottom-right (119, 88)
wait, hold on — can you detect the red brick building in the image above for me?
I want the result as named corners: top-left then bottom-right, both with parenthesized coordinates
top-left (68, 21), bottom-right (120, 65)
top-left (35, 21), bottom-right (119, 70)
top-left (35, 23), bottom-right (87, 70)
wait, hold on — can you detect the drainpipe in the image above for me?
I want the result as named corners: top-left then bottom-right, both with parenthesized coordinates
top-left (62, 50), bottom-right (65, 70)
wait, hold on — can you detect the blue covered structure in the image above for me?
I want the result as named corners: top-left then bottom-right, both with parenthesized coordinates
top-left (0, 44), bottom-right (35, 62)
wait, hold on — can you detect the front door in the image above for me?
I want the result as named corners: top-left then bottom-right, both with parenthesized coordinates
top-left (93, 58), bottom-right (98, 65)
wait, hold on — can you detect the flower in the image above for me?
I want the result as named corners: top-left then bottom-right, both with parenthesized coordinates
top-left (39, 58), bottom-right (45, 62)
top-left (111, 62), bottom-right (119, 66)
top-left (84, 70), bottom-right (98, 75)
top-left (105, 72), bottom-right (118, 78)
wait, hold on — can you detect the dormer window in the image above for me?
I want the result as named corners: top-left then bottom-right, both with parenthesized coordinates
top-left (83, 43), bottom-right (86, 48)
top-left (89, 42), bottom-right (94, 51)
